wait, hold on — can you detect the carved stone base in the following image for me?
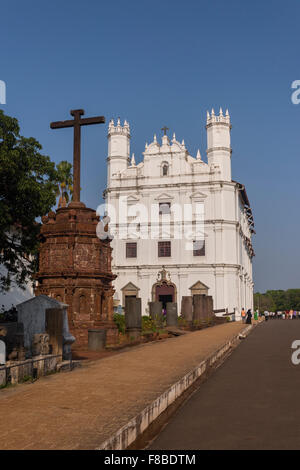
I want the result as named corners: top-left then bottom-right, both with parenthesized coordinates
top-left (35, 204), bottom-right (118, 348)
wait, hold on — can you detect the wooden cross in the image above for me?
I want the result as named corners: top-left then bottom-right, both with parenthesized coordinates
top-left (161, 126), bottom-right (169, 136)
top-left (50, 109), bottom-right (105, 203)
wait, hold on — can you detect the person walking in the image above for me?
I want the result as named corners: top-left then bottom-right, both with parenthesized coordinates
top-left (264, 310), bottom-right (269, 322)
top-left (241, 308), bottom-right (246, 323)
top-left (246, 309), bottom-right (252, 325)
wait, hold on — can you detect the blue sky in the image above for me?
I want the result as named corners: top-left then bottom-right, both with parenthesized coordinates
top-left (1, 0), bottom-right (299, 292)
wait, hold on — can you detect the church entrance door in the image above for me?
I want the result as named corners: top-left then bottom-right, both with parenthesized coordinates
top-left (155, 284), bottom-right (175, 311)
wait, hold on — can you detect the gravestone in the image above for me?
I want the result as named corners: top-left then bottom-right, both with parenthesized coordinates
top-left (0, 340), bottom-right (5, 365)
top-left (45, 308), bottom-right (63, 358)
top-left (88, 329), bottom-right (107, 351)
top-left (17, 295), bottom-right (75, 359)
top-left (149, 301), bottom-right (163, 327)
top-left (166, 302), bottom-right (178, 327)
top-left (193, 295), bottom-right (214, 326)
top-left (181, 296), bottom-right (193, 324)
top-left (125, 297), bottom-right (142, 340)
top-left (193, 295), bottom-right (207, 326)
top-left (32, 334), bottom-right (50, 356)
top-left (206, 296), bottom-right (214, 321)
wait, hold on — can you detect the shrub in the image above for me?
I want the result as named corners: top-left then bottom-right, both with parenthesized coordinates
top-left (178, 315), bottom-right (187, 327)
top-left (113, 314), bottom-right (125, 334)
top-left (142, 315), bottom-right (156, 332)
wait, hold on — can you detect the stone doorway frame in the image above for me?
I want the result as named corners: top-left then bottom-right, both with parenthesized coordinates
top-left (151, 282), bottom-right (177, 303)
top-left (121, 282), bottom-right (140, 307)
top-left (189, 280), bottom-right (209, 296)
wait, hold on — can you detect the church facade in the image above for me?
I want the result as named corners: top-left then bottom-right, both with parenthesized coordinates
top-left (104, 109), bottom-right (254, 318)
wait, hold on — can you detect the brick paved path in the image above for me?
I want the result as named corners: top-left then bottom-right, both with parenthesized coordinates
top-left (150, 320), bottom-right (300, 450)
top-left (0, 322), bottom-right (245, 450)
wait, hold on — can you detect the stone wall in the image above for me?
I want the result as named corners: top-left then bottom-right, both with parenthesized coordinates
top-left (0, 354), bottom-right (62, 388)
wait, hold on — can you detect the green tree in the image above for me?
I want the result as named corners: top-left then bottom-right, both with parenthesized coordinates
top-left (254, 289), bottom-right (300, 311)
top-left (0, 110), bottom-right (59, 292)
top-left (56, 160), bottom-right (73, 207)
top-left (254, 292), bottom-right (276, 312)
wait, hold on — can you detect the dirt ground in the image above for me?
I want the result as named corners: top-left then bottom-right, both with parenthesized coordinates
top-left (0, 322), bottom-right (246, 450)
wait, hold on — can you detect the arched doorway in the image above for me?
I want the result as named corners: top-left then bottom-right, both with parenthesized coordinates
top-left (154, 283), bottom-right (175, 310)
top-left (152, 267), bottom-right (177, 310)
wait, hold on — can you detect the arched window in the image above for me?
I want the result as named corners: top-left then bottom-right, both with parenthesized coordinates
top-left (162, 162), bottom-right (169, 176)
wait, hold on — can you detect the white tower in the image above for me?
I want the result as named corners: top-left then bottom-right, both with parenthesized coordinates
top-left (206, 108), bottom-right (232, 181)
top-left (107, 118), bottom-right (130, 185)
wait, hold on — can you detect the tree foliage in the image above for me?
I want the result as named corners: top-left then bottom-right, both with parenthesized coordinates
top-left (56, 160), bottom-right (73, 207)
top-left (0, 110), bottom-right (59, 292)
top-left (254, 289), bottom-right (300, 311)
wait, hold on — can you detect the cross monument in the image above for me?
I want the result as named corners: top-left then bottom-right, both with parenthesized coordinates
top-left (50, 109), bottom-right (105, 204)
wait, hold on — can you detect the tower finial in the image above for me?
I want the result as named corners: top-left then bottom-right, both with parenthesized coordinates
top-left (161, 126), bottom-right (169, 136)
top-left (225, 109), bottom-right (230, 123)
top-left (131, 153), bottom-right (136, 166)
top-left (196, 149), bottom-right (201, 160)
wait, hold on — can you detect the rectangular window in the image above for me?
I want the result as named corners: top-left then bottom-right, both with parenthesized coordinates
top-left (193, 240), bottom-right (205, 256)
top-left (158, 241), bottom-right (171, 257)
top-left (126, 242), bottom-right (137, 258)
top-left (159, 202), bottom-right (171, 215)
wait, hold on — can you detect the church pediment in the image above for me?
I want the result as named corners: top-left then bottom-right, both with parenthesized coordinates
top-left (190, 191), bottom-right (207, 200)
top-left (154, 193), bottom-right (174, 201)
top-left (121, 282), bottom-right (140, 292)
top-left (190, 280), bottom-right (209, 292)
top-left (126, 195), bottom-right (140, 203)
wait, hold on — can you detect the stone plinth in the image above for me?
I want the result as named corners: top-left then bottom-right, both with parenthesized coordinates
top-left (166, 303), bottom-right (178, 327)
top-left (181, 296), bottom-right (193, 323)
top-left (193, 295), bottom-right (214, 325)
top-left (34, 205), bottom-right (118, 348)
top-left (88, 329), bottom-right (107, 351)
top-left (149, 301), bottom-right (163, 327)
top-left (125, 297), bottom-right (142, 340)
top-left (46, 308), bottom-right (63, 359)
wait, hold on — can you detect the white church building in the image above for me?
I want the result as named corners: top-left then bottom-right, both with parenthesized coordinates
top-left (104, 109), bottom-right (255, 317)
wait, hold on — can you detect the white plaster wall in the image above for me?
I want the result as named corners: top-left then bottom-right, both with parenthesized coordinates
top-left (106, 113), bottom-right (254, 317)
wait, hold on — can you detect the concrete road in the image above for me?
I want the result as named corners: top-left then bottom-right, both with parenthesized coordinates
top-left (149, 320), bottom-right (300, 450)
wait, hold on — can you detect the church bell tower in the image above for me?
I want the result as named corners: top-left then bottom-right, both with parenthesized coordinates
top-left (107, 118), bottom-right (130, 185)
top-left (206, 108), bottom-right (232, 181)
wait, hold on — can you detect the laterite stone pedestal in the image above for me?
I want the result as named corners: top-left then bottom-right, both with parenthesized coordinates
top-left (35, 202), bottom-right (118, 348)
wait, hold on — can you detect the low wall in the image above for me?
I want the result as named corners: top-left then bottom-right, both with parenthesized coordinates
top-left (0, 354), bottom-right (62, 387)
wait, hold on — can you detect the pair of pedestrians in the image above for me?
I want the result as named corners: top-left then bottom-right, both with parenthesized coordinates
top-left (241, 308), bottom-right (252, 324)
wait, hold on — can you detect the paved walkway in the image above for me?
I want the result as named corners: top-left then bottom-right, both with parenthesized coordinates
top-left (0, 322), bottom-right (245, 450)
top-left (150, 320), bottom-right (300, 450)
